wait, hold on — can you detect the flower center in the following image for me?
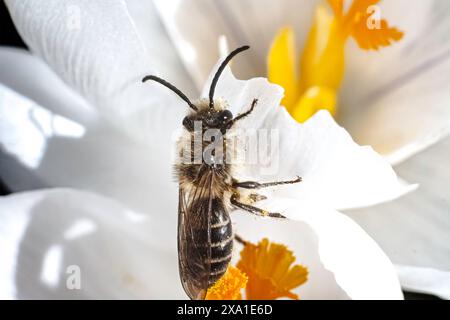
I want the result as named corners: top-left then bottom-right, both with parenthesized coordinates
top-left (267, 0), bottom-right (404, 123)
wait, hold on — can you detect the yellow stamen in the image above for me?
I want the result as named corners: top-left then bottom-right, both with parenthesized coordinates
top-left (328, 0), bottom-right (344, 17)
top-left (267, 26), bottom-right (300, 113)
top-left (292, 86), bottom-right (337, 122)
top-left (299, 4), bottom-right (346, 95)
top-left (237, 238), bottom-right (308, 300)
top-left (267, 0), bottom-right (404, 123)
top-left (205, 265), bottom-right (247, 300)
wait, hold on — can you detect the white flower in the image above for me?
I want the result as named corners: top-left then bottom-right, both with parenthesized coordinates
top-left (0, 0), bottom-right (448, 298)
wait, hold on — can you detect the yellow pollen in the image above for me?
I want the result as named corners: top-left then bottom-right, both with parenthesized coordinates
top-left (205, 265), bottom-right (247, 300)
top-left (237, 238), bottom-right (308, 300)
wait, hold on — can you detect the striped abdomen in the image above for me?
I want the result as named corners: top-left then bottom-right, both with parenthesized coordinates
top-left (207, 199), bottom-right (233, 286)
top-left (179, 177), bottom-right (234, 299)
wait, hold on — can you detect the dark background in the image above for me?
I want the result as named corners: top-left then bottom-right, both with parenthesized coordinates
top-left (0, 1), bottom-right (439, 300)
top-left (0, 0), bottom-right (25, 196)
top-left (0, 1), bottom-right (26, 196)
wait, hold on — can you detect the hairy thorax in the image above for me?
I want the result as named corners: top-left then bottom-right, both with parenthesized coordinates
top-left (175, 99), bottom-right (235, 201)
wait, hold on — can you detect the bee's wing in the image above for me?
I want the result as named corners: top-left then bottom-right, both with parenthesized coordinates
top-left (178, 170), bottom-right (214, 300)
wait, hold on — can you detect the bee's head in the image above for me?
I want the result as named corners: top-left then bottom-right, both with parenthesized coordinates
top-left (182, 107), bottom-right (233, 131)
top-left (203, 109), bottom-right (233, 127)
top-left (142, 45), bottom-right (249, 130)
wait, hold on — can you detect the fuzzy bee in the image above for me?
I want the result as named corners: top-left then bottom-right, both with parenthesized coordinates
top-left (142, 46), bottom-right (301, 300)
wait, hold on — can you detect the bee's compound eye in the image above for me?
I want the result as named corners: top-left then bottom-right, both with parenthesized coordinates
top-left (182, 116), bottom-right (194, 131)
top-left (221, 110), bottom-right (233, 122)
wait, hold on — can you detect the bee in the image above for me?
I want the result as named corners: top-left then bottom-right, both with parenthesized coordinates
top-left (142, 45), bottom-right (301, 300)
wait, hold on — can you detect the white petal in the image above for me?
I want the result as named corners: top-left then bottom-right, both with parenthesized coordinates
top-left (153, 0), bottom-right (321, 88)
top-left (4, 0), bottom-right (185, 142)
top-left (233, 199), bottom-right (403, 299)
top-left (209, 67), bottom-right (414, 210)
top-left (346, 135), bottom-right (450, 295)
top-left (0, 84), bottom-right (178, 217)
top-left (270, 110), bottom-right (416, 209)
top-left (0, 47), bottom-right (97, 127)
top-left (341, 57), bottom-right (450, 164)
top-left (123, 0), bottom-right (197, 97)
top-left (396, 265), bottom-right (450, 300)
top-left (0, 188), bottom-right (184, 299)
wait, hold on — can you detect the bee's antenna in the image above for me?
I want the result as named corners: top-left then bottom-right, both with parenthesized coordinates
top-left (209, 45), bottom-right (250, 109)
top-left (142, 75), bottom-right (198, 111)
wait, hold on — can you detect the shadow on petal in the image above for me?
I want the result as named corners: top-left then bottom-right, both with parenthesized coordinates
top-left (1, 85), bottom-right (179, 217)
top-left (1, 189), bottom-right (184, 299)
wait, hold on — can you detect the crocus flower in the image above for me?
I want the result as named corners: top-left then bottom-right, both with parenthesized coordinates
top-left (0, 0), bottom-right (448, 299)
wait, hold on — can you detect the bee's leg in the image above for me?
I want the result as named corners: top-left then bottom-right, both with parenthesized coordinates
top-left (234, 234), bottom-right (248, 245)
top-left (226, 98), bottom-right (258, 129)
top-left (233, 176), bottom-right (301, 189)
top-left (230, 194), bottom-right (285, 218)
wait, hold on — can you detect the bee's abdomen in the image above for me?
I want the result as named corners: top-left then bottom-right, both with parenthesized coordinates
top-left (203, 199), bottom-right (233, 286)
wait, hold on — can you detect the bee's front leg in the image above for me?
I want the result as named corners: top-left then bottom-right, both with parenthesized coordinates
top-left (225, 98), bottom-right (258, 129)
